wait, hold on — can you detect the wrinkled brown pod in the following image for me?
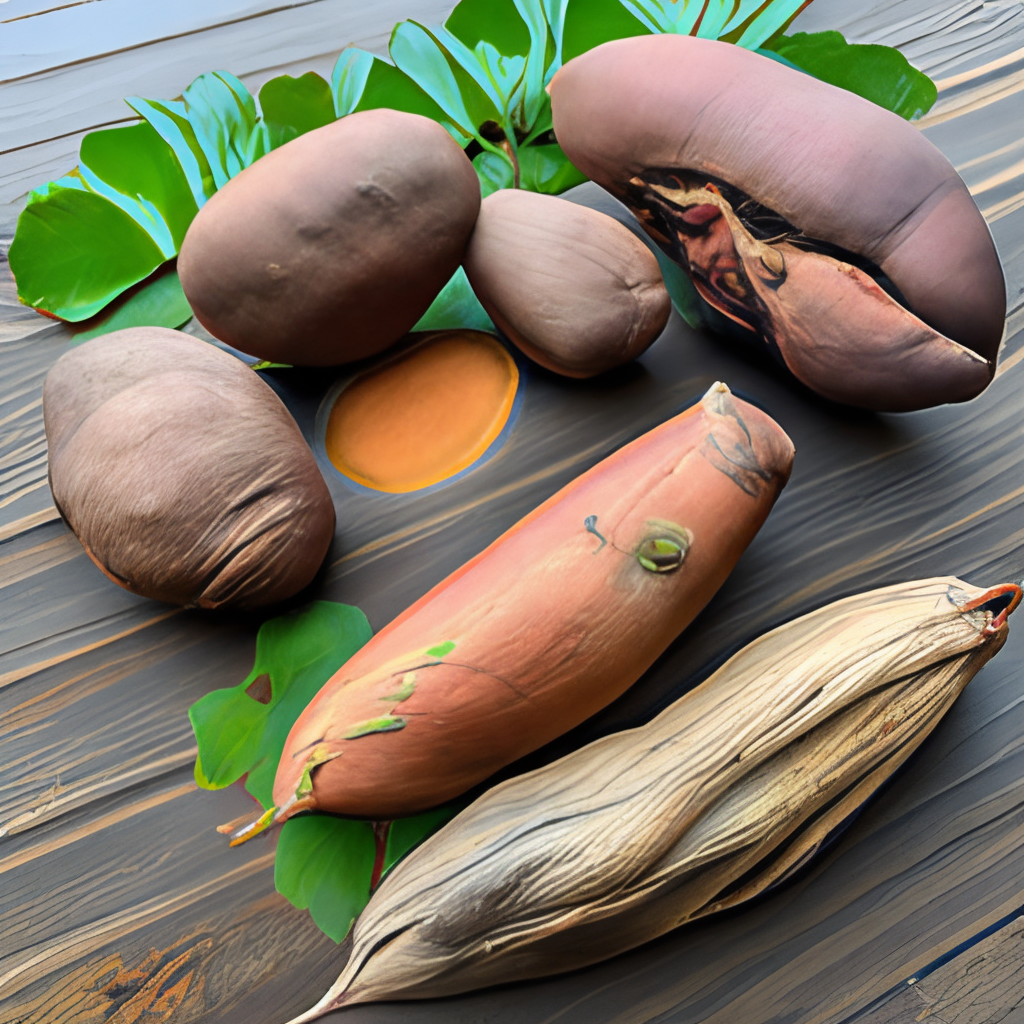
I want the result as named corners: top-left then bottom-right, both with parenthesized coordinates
top-left (178, 109), bottom-right (481, 366)
top-left (44, 328), bottom-right (335, 609)
top-left (550, 35), bottom-right (1006, 410)
top-left (463, 189), bottom-right (670, 376)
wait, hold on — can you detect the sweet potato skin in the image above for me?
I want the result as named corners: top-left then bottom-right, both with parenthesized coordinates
top-left (549, 35), bottom-right (1005, 361)
top-left (178, 109), bottom-right (481, 366)
top-left (44, 327), bottom-right (335, 609)
top-left (464, 190), bottom-right (670, 377)
top-left (274, 383), bottom-right (794, 819)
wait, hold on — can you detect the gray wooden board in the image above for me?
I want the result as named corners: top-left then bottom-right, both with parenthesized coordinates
top-left (2, 0), bottom-right (1024, 1021)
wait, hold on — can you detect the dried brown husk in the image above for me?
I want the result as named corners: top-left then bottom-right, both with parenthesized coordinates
top-left (287, 577), bottom-right (1019, 1021)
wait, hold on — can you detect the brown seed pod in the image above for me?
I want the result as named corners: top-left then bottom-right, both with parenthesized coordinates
top-left (178, 109), bottom-right (481, 366)
top-left (549, 36), bottom-right (1006, 410)
top-left (43, 327), bottom-right (335, 609)
top-left (463, 189), bottom-right (670, 377)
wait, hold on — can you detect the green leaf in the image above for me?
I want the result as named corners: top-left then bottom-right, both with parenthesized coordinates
top-left (412, 266), bottom-right (496, 332)
top-left (351, 51), bottom-right (455, 131)
top-left (78, 122), bottom-right (198, 252)
top-left (71, 266), bottom-right (192, 342)
top-left (189, 601), bottom-right (372, 808)
top-left (10, 182), bottom-right (167, 322)
top-left (390, 20), bottom-right (504, 139)
top-left (331, 48), bottom-right (376, 116)
top-left (126, 96), bottom-right (218, 207)
top-left (474, 150), bottom-right (516, 197)
top-left (383, 804), bottom-right (460, 874)
top-left (275, 815), bottom-right (376, 942)
top-left (259, 72), bottom-right (336, 149)
top-left (561, 0), bottom-right (650, 64)
top-left (764, 31), bottom-right (937, 119)
top-left (182, 71), bottom-right (265, 187)
top-left (519, 142), bottom-right (588, 194)
top-left (445, 0), bottom-right (531, 56)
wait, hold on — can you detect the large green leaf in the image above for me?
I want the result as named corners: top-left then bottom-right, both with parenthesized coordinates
top-left (765, 30), bottom-right (937, 119)
top-left (125, 95), bottom-right (218, 207)
top-left (259, 72), bottom-right (336, 148)
top-left (349, 50), bottom-right (454, 130)
top-left (189, 598), bottom-right (462, 943)
top-left (274, 816), bottom-right (376, 943)
top-left (474, 150), bottom-right (516, 196)
top-left (561, 0), bottom-right (650, 64)
top-left (390, 20), bottom-right (502, 139)
top-left (446, 0), bottom-right (532, 56)
top-left (412, 266), bottom-right (496, 332)
top-left (71, 266), bottom-right (193, 342)
top-left (274, 802), bottom-right (461, 942)
top-left (78, 122), bottom-right (198, 252)
top-left (10, 180), bottom-right (167, 322)
top-left (190, 601), bottom-right (373, 807)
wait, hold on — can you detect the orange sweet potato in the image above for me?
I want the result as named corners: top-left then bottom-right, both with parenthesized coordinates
top-left (270, 382), bottom-right (793, 822)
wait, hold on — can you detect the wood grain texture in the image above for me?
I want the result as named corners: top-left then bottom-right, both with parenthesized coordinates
top-left (849, 915), bottom-right (1024, 1023)
top-left (2, 0), bottom-right (1024, 1022)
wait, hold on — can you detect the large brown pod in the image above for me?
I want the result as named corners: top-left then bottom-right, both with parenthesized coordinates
top-left (177, 109), bottom-right (481, 366)
top-left (256, 382), bottom-right (793, 827)
top-left (44, 328), bottom-right (335, 609)
top-left (463, 189), bottom-right (670, 376)
top-left (549, 36), bottom-right (1006, 410)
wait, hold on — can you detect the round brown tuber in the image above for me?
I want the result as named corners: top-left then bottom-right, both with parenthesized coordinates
top-left (464, 189), bottom-right (670, 377)
top-left (44, 328), bottom-right (336, 609)
top-left (177, 109), bottom-right (482, 366)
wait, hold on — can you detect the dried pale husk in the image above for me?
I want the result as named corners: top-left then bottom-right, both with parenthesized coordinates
top-left (288, 577), bottom-right (1019, 1021)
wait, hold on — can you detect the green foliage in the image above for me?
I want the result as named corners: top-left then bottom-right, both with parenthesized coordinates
top-left (190, 601), bottom-right (372, 807)
top-left (274, 816), bottom-right (376, 943)
top-left (764, 30), bottom-right (938, 119)
top-left (10, 0), bottom-right (937, 337)
top-left (259, 72), bottom-right (336, 148)
top-left (189, 600), bottom-right (460, 943)
top-left (71, 267), bottom-right (193, 342)
top-left (413, 267), bottom-right (496, 333)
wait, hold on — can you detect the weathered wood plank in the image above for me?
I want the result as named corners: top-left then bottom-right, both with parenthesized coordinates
top-left (3, 2), bottom-right (1024, 1023)
top-left (847, 915), bottom-right (1024, 1023)
top-left (0, 0), bottom-right (453, 197)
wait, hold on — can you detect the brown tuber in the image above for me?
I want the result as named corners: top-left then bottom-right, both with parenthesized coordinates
top-left (463, 190), bottom-right (671, 376)
top-left (43, 328), bottom-right (336, 609)
top-left (178, 109), bottom-right (482, 366)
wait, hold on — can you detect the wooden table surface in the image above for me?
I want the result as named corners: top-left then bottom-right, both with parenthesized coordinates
top-left (2, 1), bottom-right (1024, 1022)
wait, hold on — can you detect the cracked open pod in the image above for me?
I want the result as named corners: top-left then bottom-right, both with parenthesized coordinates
top-left (286, 577), bottom-right (1021, 1019)
top-left (550, 36), bottom-right (1006, 411)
